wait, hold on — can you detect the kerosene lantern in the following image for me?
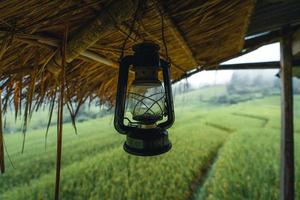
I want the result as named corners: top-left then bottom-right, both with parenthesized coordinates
top-left (114, 42), bottom-right (175, 156)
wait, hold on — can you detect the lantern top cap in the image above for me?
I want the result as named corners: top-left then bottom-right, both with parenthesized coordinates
top-left (132, 42), bottom-right (160, 53)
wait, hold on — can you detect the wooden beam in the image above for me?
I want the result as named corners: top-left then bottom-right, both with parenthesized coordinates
top-left (46, 0), bottom-right (138, 77)
top-left (171, 60), bottom-right (300, 84)
top-left (15, 33), bottom-right (181, 73)
top-left (280, 29), bottom-right (294, 200)
top-left (155, 1), bottom-right (198, 67)
top-left (15, 33), bottom-right (119, 69)
top-left (13, 34), bottom-right (135, 78)
top-left (244, 30), bottom-right (281, 50)
top-left (9, 31), bottom-right (185, 75)
top-left (206, 60), bottom-right (300, 70)
top-left (244, 27), bottom-right (300, 52)
top-left (80, 51), bottom-right (118, 68)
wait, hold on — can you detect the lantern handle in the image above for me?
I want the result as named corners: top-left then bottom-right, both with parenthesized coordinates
top-left (114, 55), bottom-right (134, 134)
top-left (158, 59), bottom-right (175, 129)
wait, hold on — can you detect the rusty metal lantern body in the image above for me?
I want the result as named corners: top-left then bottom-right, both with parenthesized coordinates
top-left (114, 42), bottom-right (175, 156)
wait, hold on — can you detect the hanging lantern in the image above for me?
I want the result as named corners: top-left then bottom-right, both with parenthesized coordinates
top-left (114, 42), bottom-right (175, 156)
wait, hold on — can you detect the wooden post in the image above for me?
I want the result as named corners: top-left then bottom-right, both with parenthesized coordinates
top-left (280, 29), bottom-right (294, 200)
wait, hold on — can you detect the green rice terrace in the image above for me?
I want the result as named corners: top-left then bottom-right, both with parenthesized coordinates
top-left (1, 86), bottom-right (300, 200)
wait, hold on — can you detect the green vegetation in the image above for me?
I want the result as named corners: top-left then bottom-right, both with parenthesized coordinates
top-left (1, 90), bottom-right (229, 199)
top-left (196, 98), bottom-right (300, 200)
top-left (197, 128), bottom-right (300, 200)
top-left (1, 86), bottom-right (300, 199)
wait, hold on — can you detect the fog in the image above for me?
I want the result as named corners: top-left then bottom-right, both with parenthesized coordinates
top-left (186, 43), bottom-right (280, 88)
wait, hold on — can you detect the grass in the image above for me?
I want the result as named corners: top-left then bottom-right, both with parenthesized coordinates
top-left (1, 88), bottom-right (300, 199)
top-left (3, 128), bottom-right (227, 200)
top-left (197, 128), bottom-right (300, 200)
top-left (194, 96), bottom-right (300, 200)
top-left (1, 99), bottom-right (228, 199)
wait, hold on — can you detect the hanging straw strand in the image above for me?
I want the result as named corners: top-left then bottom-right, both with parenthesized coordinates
top-left (55, 24), bottom-right (68, 200)
top-left (0, 89), bottom-right (5, 174)
top-left (45, 90), bottom-right (57, 150)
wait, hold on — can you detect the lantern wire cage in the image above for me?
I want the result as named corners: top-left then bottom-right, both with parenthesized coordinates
top-left (126, 91), bottom-right (166, 125)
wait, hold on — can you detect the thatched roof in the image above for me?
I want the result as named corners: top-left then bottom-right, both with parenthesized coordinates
top-left (0, 0), bottom-right (255, 109)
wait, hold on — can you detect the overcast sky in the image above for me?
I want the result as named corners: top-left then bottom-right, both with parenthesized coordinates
top-left (187, 43), bottom-right (280, 87)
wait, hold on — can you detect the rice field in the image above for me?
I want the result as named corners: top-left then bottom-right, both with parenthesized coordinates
top-left (1, 92), bottom-right (299, 200)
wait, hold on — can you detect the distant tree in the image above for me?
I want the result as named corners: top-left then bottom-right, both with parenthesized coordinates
top-left (223, 71), bottom-right (282, 104)
top-left (227, 72), bottom-right (251, 95)
top-left (252, 74), bottom-right (264, 87)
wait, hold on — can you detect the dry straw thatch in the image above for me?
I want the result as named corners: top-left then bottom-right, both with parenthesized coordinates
top-left (0, 0), bottom-right (255, 196)
top-left (0, 0), bottom-right (255, 110)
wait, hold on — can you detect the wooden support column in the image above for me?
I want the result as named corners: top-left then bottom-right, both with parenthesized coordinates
top-left (280, 29), bottom-right (294, 200)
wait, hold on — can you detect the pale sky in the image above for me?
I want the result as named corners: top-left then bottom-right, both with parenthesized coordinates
top-left (187, 43), bottom-right (280, 87)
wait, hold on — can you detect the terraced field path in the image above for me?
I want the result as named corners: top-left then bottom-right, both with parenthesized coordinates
top-left (193, 96), bottom-right (300, 200)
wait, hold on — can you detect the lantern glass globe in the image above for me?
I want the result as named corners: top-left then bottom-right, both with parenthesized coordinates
top-left (127, 82), bottom-right (165, 125)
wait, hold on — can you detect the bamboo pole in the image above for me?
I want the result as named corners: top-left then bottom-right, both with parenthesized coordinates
top-left (54, 26), bottom-right (67, 200)
top-left (46, 0), bottom-right (138, 77)
top-left (0, 89), bottom-right (4, 174)
top-left (80, 51), bottom-right (118, 68)
top-left (15, 34), bottom-right (119, 69)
